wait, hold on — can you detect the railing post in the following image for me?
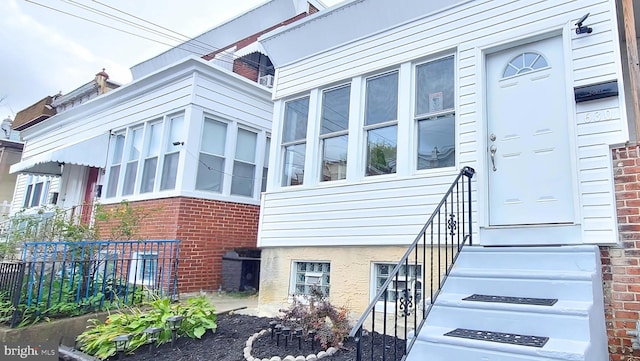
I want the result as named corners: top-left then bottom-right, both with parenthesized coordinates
top-left (355, 325), bottom-right (363, 361)
top-left (10, 262), bottom-right (25, 328)
top-left (467, 167), bottom-right (475, 246)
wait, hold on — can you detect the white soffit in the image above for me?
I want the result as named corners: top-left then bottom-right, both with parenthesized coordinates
top-left (10, 133), bottom-right (110, 176)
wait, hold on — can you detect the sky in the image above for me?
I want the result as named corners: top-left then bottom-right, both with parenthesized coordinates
top-left (0, 0), bottom-right (343, 121)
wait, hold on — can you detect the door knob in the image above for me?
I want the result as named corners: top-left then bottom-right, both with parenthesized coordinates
top-left (490, 145), bottom-right (497, 171)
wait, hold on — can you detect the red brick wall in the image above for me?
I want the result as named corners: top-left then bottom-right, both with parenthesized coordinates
top-left (233, 60), bottom-right (259, 82)
top-left (603, 144), bottom-right (640, 360)
top-left (96, 197), bottom-right (260, 293)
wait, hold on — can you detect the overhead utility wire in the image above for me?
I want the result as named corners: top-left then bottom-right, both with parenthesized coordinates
top-left (90, 0), bottom-right (217, 52)
top-left (61, 0), bottom-right (213, 55)
top-left (25, 0), bottom-right (179, 49)
top-left (26, 0), bottom-right (269, 70)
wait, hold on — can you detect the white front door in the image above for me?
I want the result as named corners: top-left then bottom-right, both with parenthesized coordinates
top-left (487, 36), bottom-right (574, 226)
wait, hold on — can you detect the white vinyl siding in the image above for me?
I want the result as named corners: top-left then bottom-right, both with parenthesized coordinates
top-left (260, 0), bottom-right (624, 247)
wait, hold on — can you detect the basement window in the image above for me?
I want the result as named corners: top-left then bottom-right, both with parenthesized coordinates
top-left (290, 261), bottom-right (330, 297)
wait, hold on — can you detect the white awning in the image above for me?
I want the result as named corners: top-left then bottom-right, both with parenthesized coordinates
top-left (234, 42), bottom-right (267, 58)
top-left (10, 133), bottom-right (110, 176)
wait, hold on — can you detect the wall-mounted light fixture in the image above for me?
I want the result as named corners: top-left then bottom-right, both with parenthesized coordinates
top-left (172, 141), bottom-right (184, 146)
top-left (575, 13), bottom-right (593, 35)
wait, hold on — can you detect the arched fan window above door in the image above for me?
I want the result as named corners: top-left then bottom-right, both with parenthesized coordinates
top-left (502, 52), bottom-right (549, 78)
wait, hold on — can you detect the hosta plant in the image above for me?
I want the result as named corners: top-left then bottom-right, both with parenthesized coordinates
top-left (77, 296), bottom-right (217, 360)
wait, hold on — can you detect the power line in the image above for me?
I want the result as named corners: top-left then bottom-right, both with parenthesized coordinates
top-left (61, 0), bottom-right (214, 55)
top-left (25, 0), bottom-right (271, 70)
top-left (90, 0), bottom-right (217, 53)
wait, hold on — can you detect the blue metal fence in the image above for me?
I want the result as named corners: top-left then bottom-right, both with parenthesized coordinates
top-left (7, 240), bottom-right (180, 326)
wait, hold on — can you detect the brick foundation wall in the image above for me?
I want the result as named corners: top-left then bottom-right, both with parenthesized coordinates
top-left (96, 197), bottom-right (260, 293)
top-left (604, 144), bottom-right (640, 360)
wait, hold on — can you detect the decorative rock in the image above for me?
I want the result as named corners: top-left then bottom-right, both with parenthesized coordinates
top-left (326, 347), bottom-right (337, 355)
top-left (259, 329), bottom-right (269, 336)
top-left (295, 356), bottom-right (306, 361)
top-left (269, 357), bottom-right (282, 361)
top-left (283, 356), bottom-right (295, 361)
top-left (246, 337), bottom-right (254, 346)
top-left (316, 351), bottom-right (328, 359)
top-left (305, 355), bottom-right (317, 361)
top-left (245, 357), bottom-right (254, 361)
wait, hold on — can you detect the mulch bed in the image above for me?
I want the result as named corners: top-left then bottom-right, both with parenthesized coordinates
top-left (109, 313), bottom-right (405, 361)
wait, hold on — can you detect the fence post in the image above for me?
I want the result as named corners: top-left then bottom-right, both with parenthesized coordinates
top-left (10, 262), bottom-right (25, 328)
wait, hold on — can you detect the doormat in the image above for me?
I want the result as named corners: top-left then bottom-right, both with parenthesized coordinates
top-left (444, 328), bottom-right (549, 348)
top-left (462, 294), bottom-right (557, 306)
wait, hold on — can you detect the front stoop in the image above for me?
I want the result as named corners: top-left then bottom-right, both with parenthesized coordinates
top-left (406, 245), bottom-right (608, 361)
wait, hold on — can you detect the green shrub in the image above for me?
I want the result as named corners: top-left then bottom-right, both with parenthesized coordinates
top-left (77, 296), bottom-right (217, 360)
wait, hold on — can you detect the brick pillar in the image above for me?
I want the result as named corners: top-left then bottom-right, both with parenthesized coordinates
top-left (604, 144), bottom-right (640, 360)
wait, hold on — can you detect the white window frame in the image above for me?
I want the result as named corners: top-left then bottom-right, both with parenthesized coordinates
top-left (128, 252), bottom-right (158, 286)
top-left (363, 71), bottom-right (399, 177)
top-left (105, 112), bottom-right (184, 199)
top-left (261, 135), bottom-right (270, 194)
top-left (281, 96), bottom-right (310, 187)
top-left (195, 116), bottom-right (229, 193)
top-left (320, 83), bottom-right (351, 182)
top-left (289, 260), bottom-right (331, 301)
top-left (413, 54), bottom-right (456, 172)
top-left (22, 176), bottom-right (51, 209)
top-left (231, 127), bottom-right (258, 197)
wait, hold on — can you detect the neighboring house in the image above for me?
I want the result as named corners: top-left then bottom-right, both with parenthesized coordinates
top-left (9, 0), bottom-right (325, 293)
top-left (9, 71), bottom-right (120, 217)
top-left (0, 117), bottom-right (23, 220)
top-left (256, 0), bottom-right (640, 359)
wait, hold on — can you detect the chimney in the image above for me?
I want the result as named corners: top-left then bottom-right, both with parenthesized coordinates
top-left (95, 68), bottom-right (109, 94)
top-left (1, 117), bottom-right (12, 139)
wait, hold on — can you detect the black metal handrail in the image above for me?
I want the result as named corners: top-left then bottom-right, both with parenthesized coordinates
top-left (348, 166), bottom-right (475, 361)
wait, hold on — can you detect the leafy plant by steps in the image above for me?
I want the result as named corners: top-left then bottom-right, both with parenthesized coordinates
top-left (77, 296), bottom-right (217, 360)
top-left (279, 286), bottom-right (351, 349)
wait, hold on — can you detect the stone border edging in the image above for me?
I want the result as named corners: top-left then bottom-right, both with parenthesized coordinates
top-left (243, 329), bottom-right (338, 361)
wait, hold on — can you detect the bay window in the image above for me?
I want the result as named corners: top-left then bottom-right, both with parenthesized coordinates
top-left (106, 132), bottom-right (125, 198)
top-left (105, 113), bottom-right (184, 198)
top-left (196, 118), bottom-right (227, 192)
top-left (415, 56), bottom-right (455, 170)
top-left (261, 137), bottom-right (270, 193)
top-left (140, 122), bottom-right (161, 193)
top-left (320, 84), bottom-right (350, 181)
top-left (281, 97), bottom-right (309, 186)
top-left (122, 127), bottom-right (143, 196)
top-left (365, 72), bottom-right (398, 176)
top-left (231, 128), bottom-right (257, 197)
top-left (160, 115), bottom-right (184, 190)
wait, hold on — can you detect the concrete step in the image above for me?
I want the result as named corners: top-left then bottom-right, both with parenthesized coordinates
top-left (424, 302), bottom-right (592, 340)
top-left (405, 245), bottom-right (607, 361)
top-left (441, 269), bottom-right (597, 301)
top-left (454, 245), bottom-right (599, 272)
